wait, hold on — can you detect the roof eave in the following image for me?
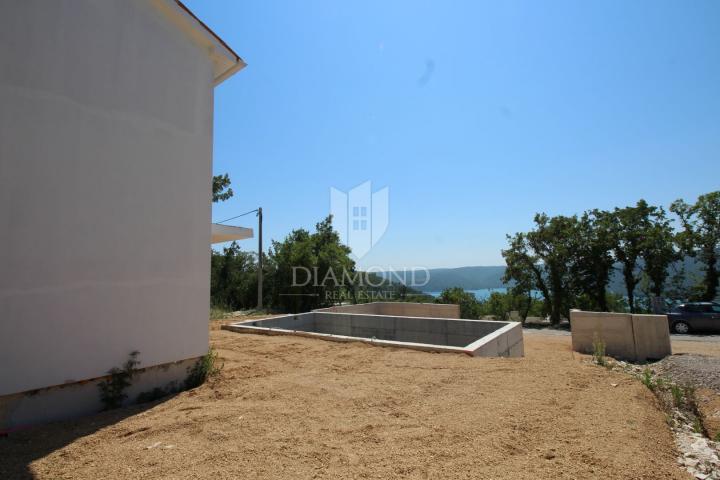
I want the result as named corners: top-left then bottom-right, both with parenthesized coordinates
top-left (151, 0), bottom-right (246, 85)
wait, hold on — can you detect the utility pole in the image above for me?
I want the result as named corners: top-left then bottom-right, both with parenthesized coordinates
top-left (257, 207), bottom-right (263, 310)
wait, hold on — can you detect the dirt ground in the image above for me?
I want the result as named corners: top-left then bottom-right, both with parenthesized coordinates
top-left (0, 323), bottom-right (699, 480)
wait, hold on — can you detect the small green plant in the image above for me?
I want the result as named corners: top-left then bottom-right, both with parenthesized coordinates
top-left (670, 384), bottom-right (684, 407)
top-left (184, 348), bottom-right (222, 389)
top-left (210, 306), bottom-right (231, 320)
top-left (714, 432), bottom-right (720, 442)
top-left (640, 368), bottom-right (654, 391)
top-left (592, 334), bottom-right (606, 366)
top-left (692, 417), bottom-right (703, 434)
top-left (98, 351), bottom-right (140, 410)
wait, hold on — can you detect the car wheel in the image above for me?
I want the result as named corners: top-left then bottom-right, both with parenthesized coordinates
top-left (673, 321), bottom-right (690, 334)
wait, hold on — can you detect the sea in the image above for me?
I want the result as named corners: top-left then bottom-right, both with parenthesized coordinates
top-left (424, 288), bottom-right (511, 300)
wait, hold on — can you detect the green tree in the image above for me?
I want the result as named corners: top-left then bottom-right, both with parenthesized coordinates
top-left (437, 287), bottom-right (480, 319)
top-left (210, 242), bottom-right (258, 310)
top-left (611, 200), bottom-right (656, 313)
top-left (671, 191), bottom-right (720, 301)
top-left (641, 207), bottom-right (678, 299)
top-left (503, 214), bottom-right (578, 325)
top-left (570, 210), bottom-right (616, 312)
top-left (528, 214), bottom-right (579, 324)
top-left (501, 234), bottom-right (544, 323)
top-left (268, 215), bottom-right (356, 312)
top-left (212, 173), bottom-right (233, 203)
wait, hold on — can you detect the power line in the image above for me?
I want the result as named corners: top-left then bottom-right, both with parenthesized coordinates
top-left (214, 208), bottom-right (259, 224)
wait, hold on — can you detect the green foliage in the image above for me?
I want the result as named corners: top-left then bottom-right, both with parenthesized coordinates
top-left (692, 417), bottom-right (703, 434)
top-left (670, 384), bottom-right (684, 407)
top-left (671, 191), bottom-right (720, 301)
top-left (437, 288), bottom-right (543, 321)
top-left (571, 210), bottom-right (617, 312)
top-left (640, 368), bottom-right (654, 391)
top-left (591, 334), bottom-right (606, 366)
top-left (185, 348), bottom-right (222, 390)
top-left (437, 287), bottom-right (481, 319)
top-left (211, 242), bottom-right (260, 311)
top-left (210, 306), bottom-right (231, 320)
top-left (610, 200), bottom-right (676, 313)
top-left (267, 215), bottom-right (355, 312)
top-left (98, 351), bottom-right (140, 410)
top-left (502, 193), bottom-right (720, 318)
top-left (502, 214), bottom-right (579, 324)
top-left (212, 173), bottom-right (233, 203)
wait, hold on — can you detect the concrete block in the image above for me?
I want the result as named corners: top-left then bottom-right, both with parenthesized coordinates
top-left (632, 314), bottom-right (671, 361)
top-left (508, 341), bottom-right (524, 357)
top-left (472, 340), bottom-right (499, 357)
top-left (570, 310), bottom-right (671, 362)
top-left (570, 311), bottom-right (636, 360)
top-left (505, 323), bottom-right (523, 348)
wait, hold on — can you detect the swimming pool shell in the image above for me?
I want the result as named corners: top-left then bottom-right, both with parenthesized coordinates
top-left (223, 308), bottom-right (524, 357)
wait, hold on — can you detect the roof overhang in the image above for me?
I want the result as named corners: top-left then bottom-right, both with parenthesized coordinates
top-left (151, 0), bottom-right (246, 86)
top-left (212, 223), bottom-right (254, 244)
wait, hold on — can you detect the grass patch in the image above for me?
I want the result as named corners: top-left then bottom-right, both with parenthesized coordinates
top-left (210, 306), bottom-right (231, 320)
top-left (641, 368), bottom-right (654, 391)
top-left (592, 334), bottom-right (606, 366)
top-left (670, 384), bottom-right (684, 407)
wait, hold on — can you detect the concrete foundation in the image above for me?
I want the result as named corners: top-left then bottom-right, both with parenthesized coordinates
top-left (0, 356), bottom-right (200, 432)
top-left (223, 311), bottom-right (524, 357)
top-left (570, 310), bottom-right (671, 362)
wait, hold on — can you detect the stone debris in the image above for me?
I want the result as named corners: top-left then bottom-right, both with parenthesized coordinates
top-left (591, 357), bottom-right (720, 479)
top-left (674, 418), bottom-right (720, 479)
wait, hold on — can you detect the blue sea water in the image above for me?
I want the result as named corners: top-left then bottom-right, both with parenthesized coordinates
top-left (424, 288), bottom-right (544, 301)
top-left (424, 288), bottom-right (510, 300)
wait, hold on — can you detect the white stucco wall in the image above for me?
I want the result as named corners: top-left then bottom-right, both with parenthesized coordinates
top-left (0, 0), bottom-right (217, 395)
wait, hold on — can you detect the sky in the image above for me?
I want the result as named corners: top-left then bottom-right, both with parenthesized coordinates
top-left (186, 0), bottom-right (720, 269)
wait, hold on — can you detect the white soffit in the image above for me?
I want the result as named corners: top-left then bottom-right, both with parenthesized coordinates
top-left (212, 223), bottom-right (254, 244)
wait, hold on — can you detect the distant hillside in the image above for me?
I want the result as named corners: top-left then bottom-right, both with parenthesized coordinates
top-left (382, 259), bottom-right (708, 294)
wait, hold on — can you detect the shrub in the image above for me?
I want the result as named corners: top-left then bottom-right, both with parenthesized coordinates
top-left (185, 348), bottom-right (222, 389)
top-left (641, 368), bottom-right (654, 390)
top-left (592, 334), bottom-right (606, 366)
top-left (98, 351), bottom-right (140, 410)
top-left (670, 384), bottom-right (684, 407)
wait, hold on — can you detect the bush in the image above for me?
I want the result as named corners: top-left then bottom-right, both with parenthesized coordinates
top-left (185, 348), bottom-right (222, 389)
top-left (98, 351), bottom-right (140, 410)
top-left (592, 335), bottom-right (606, 366)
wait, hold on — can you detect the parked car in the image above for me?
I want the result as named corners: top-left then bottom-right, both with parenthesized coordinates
top-left (667, 302), bottom-right (720, 334)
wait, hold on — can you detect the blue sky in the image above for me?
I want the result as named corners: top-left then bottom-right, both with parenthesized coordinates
top-left (187, 0), bottom-right (720, 269)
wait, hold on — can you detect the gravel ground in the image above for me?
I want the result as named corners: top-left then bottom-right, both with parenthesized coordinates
top-left (0, 324), bottom-right (688, 480)
top-left (654, 355), bottom-right (720, 392)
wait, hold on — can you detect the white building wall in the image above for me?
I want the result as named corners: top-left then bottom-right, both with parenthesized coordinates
top-left (0, 0), bottom-right (216, 396)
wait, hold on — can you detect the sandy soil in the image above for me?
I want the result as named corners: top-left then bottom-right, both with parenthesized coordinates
top-left (1, 325), bottom-right (691, 480)
top-left (671, 338), bottom-right (720, 357)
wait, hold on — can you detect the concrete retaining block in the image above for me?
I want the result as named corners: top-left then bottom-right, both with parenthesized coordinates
top-left (570, 310), bottom-right (671, 362)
